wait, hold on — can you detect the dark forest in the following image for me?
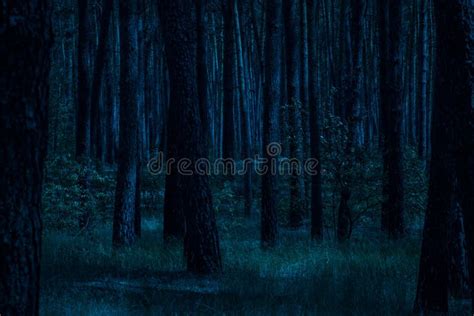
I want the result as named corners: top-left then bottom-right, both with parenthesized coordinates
top-left (0, 0), bottom-right (473, 315)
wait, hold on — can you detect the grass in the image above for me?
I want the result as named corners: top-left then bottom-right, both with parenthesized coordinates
top-left (40, 215), bottom-right (424, 315)
top-left (41, 154), bottom-right (468, 315)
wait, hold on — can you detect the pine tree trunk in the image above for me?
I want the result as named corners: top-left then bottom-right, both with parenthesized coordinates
top-left (160, 0), bottom-right (222, 274)
top-left (162, 167), bottom-right (185, 241)
top-left (223, 0), bottom-right (236, 159)
top-left (261, 0), bottom-right (283, 248)
top-left (285, 0), bottom-right (306, 228)
top-left (113, 0), bottom-right (139, 247)
top-left (0, 1), bottom-right (51, 313)
top-left (76, 0), bottom-right (92, 160)
top-left (417, 0), bottom-right (429, 164)
top-left (379, 0), bottom-right (404, 238)
top-left (197, 0), bottom-right (211, 153)
top-left (76, 0), bottom-right (93, 229)
top-left (415, 0), bottom-right (473, 313)
top-left (234, 0), bottom-right (253, 217)
top-left (447, 195), bottom-right (470, 299)
top-left (90, 0), bottom-right (114, 163)
top-left (450, 0), bottom-right (474, 309)
top-left (307, 0), bottom-right (323, 240)
top-left (337, 0), bottom-right (364, 242)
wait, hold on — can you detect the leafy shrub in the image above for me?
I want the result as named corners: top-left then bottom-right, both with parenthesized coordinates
top-left (43, 156), bottom-right (115, 231)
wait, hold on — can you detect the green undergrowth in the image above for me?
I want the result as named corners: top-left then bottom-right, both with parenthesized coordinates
top-left (39, 152), bottom-right (440, 315)
top-left (41, 215), bottom-right (424, 315)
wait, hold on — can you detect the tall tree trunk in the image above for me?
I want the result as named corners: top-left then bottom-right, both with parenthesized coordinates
top-left (105, 65), bottom-right (116, 164)
top-left (90, 0), bottom-right (114, 163)
top-left (137, 0), bottom-right (147, 162)
top-left (449, 0), bottom-right (474, 309)
top-left (76, 0), bottom-right (92, 160)
top-left (415, 0), bottom-right (473, 313)
top-left (285, 0), bottom-right (305, 228)
top-left (76, 0), bottom-right (93, 229)
top-left (417, 0), bottom-right (429, 165)
top-left (160, 0), bottom-right (222, 274)
top-left (261, 0), bottom-right (283, 247)
top-left (447, 195), bottom-right (470, 299)
top-left (307, 0), bottom-right (323, 240)
top-left (113, 0), bottom-right (139, 247)
top-left (337, 0), bottom-right (364, 242)
top-left (0, 1), bottom-right (51, 314)
top-left (162, 61), bottom-right (185, 241)
top-left (160, 0), bottom-right (184, 242)
top-left (379, 0), bottom-right (404, 238)
top-left (162, 165), bottom-right (185, 241)
top-left (234, 0), bottom-right (253, 217)
top-left (223, 0), bottom-right (236, 159)
top-left (301, 0), bottom-right (311, 212)
top-left (197, 0), bottom-right (211, 153)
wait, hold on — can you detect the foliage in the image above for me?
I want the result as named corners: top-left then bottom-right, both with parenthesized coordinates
top-left (43, 156), bottom-right (116, 231)
top-left (211, 176), bottom-right (243, 218)
top-left (40, 216), bottom-right (433, 315)
top-left (320, 114), bottom-right (427, 238)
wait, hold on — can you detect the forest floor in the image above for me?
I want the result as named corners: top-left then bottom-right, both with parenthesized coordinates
top-left (39, 156), bottom-right (471, 315)
top-left (38, 214), bottom-right (470, 315)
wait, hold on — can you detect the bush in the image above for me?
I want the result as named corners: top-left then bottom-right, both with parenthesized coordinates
top-left (43, 155), bottom-right (116, 231)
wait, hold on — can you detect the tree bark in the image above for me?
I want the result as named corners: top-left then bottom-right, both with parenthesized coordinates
top-left (415, 0), bottom-right (473, 313)
top-left (285, 0), bottom-right (306, 228)
top-left (160, 0), bottom-right (222, 274)
top-left (223, 0), bottom-right (236, 159)
top-left (447, 195), bottom-right (470, 299)
top-left (307, 0), bottom-right (323, 240)
top-left (76, 0), bottom-right (92, 160)
top-left (197, 0), bottom-right (211, 153)
top-left (90, 0), bottom-right (114, 163)
top-left (417, 0), bottom-right (429, 164)
top-left (379, 0), bottom-right (405, 238)
top-left (113, 0), bottom-right (139, 247)
top-left (337, 0), bottom-right (364, 242)
top-left (261, 0), bottom-right (283, 248)
top-left (450, 0), bottom-right (474, 309)
top-left (234, 0), bottom-right (253, 217)
top-left (0, 1), bottom-right (51, 314)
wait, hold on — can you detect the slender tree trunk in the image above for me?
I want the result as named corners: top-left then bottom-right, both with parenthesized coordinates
top-left (76, 0), bottom-right (92, 160)
top-left (90, 0), bottom-right (114, 162)
top-left (379, 0), bottom-right (404, 238)
top-left (307, 0), bottom-right (323, 240)
top-left (0, 1), bottom-right (51, 314)
top-left (285, 0), bottom-right (305, 228)
top-left (417, 0), bottom-right (429, 164)
top-left (76, 0), bottom-right (93, 229)
top-left (113, 0), bottom-right (139, 247)
top-left (134, 162), bottom-right (142, 238)
top-left (197, 0), bottom-right (211, 153)
top-left (137, 0), bottom-right (146, 162)
top-left (105, 56), bottom-right (117, 164)
top-left (447, 195), bottom-right (470, 299)
top-left (234, 0), bottom-right (253, 217)
top-left (337, 0), bottom-right (364, 242)
top-left (261, 0), bottom-right (283, 248)
top-left (223, 0), bottom-right (236, 159)
top-left (301, 0), bottom-right (311, 212)
top-left (162, 166), bottom-right (185, 241)
top-left (161, 2), bottom-right (185, 242)
top-left (162, 49), bottom-right (185, 241)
